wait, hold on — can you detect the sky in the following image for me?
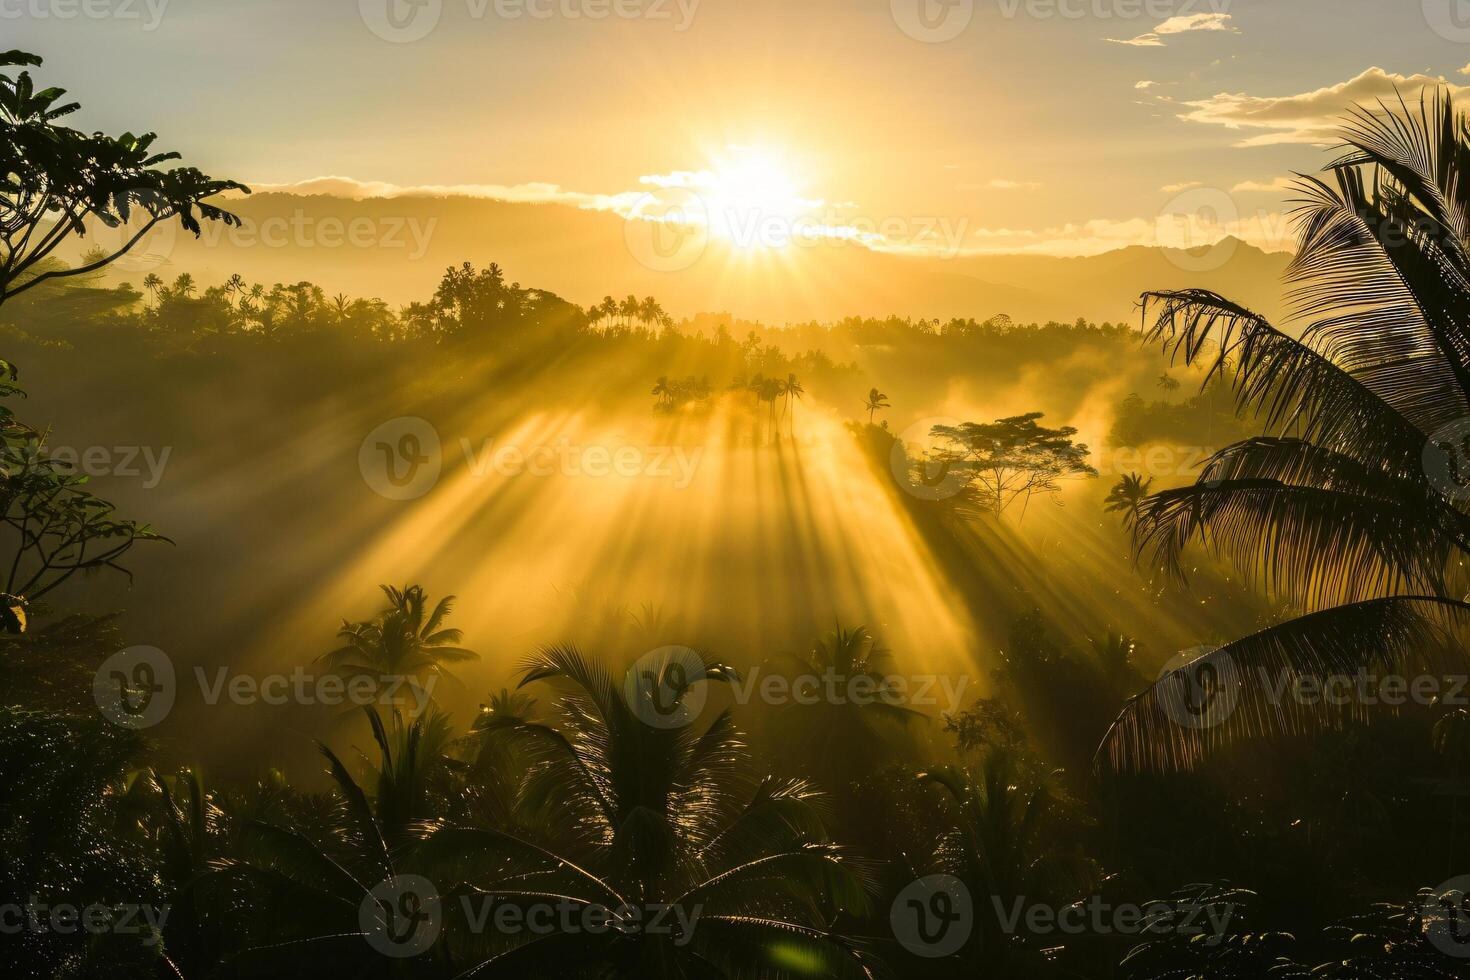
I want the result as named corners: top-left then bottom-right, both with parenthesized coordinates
top-left (13, 0), bottom-right (1470, 256)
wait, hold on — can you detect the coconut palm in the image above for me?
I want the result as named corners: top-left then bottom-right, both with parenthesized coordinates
top-left (1103, 472), bottom-right (1154, 530)
top-left (319, 584), bottom-right (478, 713)
top-left (1101, 91), bottom-right (1470, 772)
top-left (619, 294), bottom-right (640, 329)
top-left (864, 388), bottom-right (890, 424)
top-left (771, 625), bottom-right (925, 787)
top-left (651, 375), bottom-right (672, 410)
top-left (783, 373), bottom-right (805, 434)
top-left (202, 707), bottom-right (456, 973)
top-left (415, 644), bottom-right (881, 978)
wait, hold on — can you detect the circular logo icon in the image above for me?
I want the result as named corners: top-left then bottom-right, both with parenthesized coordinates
top-left (623, 189), bottom-right (711, 273)
top-left (87, 207), bottom-right (179, 275)
top-left (891, 0), bottom-right (974, 43)
top-left (359, 0), bottom-right (443, 42)
top-left (1156, 645), bottom-right (1239, 731)
top-left (891, 874), bottom-right (973, 958)
top-left (890, 417), bottom-right (969, 501)
top-left (1425, 0), bottom-right (1470, 42)
top-left (360, 875), bottom-right (442, 958)
top-left (1424, 875), bottom-right (1470, 957)
top-left (1158, 187), bottom-right (1240, 273)
top-left (1425, 419), bottom-right (1470, 502)
top-left (360, 417), bottom-right (442, 500)
top-left (94, 646), bottom-right (176, 730)
top-left (623, 646), bottom-right (709, 729)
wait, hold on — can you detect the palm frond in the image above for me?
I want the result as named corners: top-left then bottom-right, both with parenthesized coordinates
top-left (1100, 596), bottom-right (1470, 773)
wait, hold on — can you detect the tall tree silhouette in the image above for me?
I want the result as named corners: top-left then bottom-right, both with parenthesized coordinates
top-left (864, 387), bottom-right (890, 424)
top-left (0, 50), bottom-right (246, 304)
top-left (1103, 91), bottom-right (1470, 772)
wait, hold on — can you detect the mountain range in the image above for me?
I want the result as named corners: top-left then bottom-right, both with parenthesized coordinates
top-left (85, 193), bottom-right (1295, 326)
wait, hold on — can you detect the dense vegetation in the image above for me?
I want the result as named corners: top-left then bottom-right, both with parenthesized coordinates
top-left (6, 48), bottom-right (1470, 980)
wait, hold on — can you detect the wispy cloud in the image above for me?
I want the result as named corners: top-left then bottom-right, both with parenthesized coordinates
top-left (1179, 67), bottom-right (1469, 146)
top-left (244, 175), bottom-right (642, 211)
top-left (1232, 176), bottom-right (1295, 193)
top-left (968, 209), bottom-right (1294, 257)
top-left (1160, 180), bottom-right (1202, 194)
top-left (1109, 13), bottom-right (1238, 48)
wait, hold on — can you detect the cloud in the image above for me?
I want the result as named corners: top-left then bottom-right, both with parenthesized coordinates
top-left (985, 179), bottom-right (1042, 190)
top-left (244, 175), bottom-right (641, 211)
top-left (1179, 67), bottom-right (1470, 146)
top-left (1232, 176), bottom-right (1295, 193)
top-left (1109, 13), bottom-right (1238, 47)
top-left (1135, 80), bottom-right (1158, 90)
top-left (967, 208), bottom-right (1295, 257)
top-left (1160, 181), bottom-right (1202, 194)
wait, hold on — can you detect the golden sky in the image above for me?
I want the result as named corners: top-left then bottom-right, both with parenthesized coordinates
top-left (19, 0), bottom-right (1470, 256)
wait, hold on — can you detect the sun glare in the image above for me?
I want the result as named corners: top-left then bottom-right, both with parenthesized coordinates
top-left (702, 148), bottom-right (811, 249)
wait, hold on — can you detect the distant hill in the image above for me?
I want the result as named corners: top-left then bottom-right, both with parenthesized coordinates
top-left (83, 193), bottom-right (1294, 325)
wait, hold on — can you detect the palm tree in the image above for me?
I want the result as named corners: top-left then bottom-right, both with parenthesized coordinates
top-left (1103, 471), bottom-right (1154, 529)
top-left (619, 294), bottom-right (639, 329)
top-left (1090, 631), bottom-right (1144, 704)
top-left (651, 375), bottom-right (672, 410)
top-left (1101, 91), bottom-right (1470, 773)
top-left (203, 707), bottom-right (456, 972)
top-left (864, 387), bottom-right (890, 424)
top-left (916, 748), bottom-right (1096, 970)
top-left (772, 625), bottom-right (924, 786)
top-left (638, 296), bottom-right (665, 331)
top-left (783, 373), bottom-right (805, 435)
top-left (416, 645), bottom-right (880, 977)
top-left (319, 584), bottom-right (478, 713)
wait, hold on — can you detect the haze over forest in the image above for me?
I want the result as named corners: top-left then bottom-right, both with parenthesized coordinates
top-left (9, 2), bottom-right (1470, 978)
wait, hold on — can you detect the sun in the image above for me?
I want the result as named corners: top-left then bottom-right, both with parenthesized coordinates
top-left (700, 148), bottom-right (811, 249)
